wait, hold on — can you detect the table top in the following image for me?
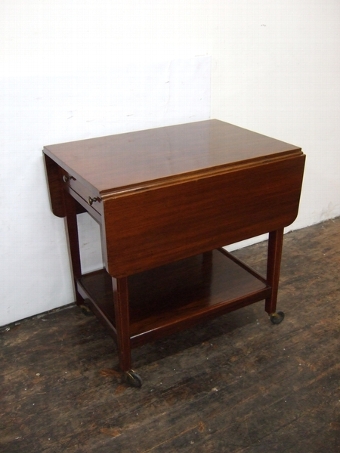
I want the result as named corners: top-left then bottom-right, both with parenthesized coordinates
top-left (43, 120), bottom-right (301, 195)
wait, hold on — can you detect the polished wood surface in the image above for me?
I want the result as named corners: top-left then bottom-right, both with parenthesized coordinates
top-left (78, 249), bottom-right (271, 347)
top-left (43, 119), bottom-right (305, 383)
top-left (43, 120), bottom-right (305, 276)
top-left (103, 155), bottom-right (304, 276)
top-left (43, 119), bottom-right (301, 195)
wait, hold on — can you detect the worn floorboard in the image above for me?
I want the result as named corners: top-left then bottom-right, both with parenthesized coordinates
top-left (1, 218), bottom-right (339, 452)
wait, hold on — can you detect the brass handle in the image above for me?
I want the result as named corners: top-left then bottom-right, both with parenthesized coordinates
top-left (62, 174), bottom-right (75, 183)
top-left (88, 196), bottom-right (100, 206)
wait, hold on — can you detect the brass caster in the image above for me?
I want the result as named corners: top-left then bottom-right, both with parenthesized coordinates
top-left (125, 370), bottom-right (142, 388)
top-left (79, 303), bottom-right (93, 317)
top-left (270, 311), bottom-right (285, 325)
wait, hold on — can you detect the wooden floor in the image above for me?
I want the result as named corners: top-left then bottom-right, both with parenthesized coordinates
top-left (1, 218), bottom-right (339, 453)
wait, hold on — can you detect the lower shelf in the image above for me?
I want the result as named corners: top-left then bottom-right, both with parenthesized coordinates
top-left (77, 248), bottom-right (271, 347)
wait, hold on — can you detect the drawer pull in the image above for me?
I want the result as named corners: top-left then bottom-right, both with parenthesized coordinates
top-left (62, 174), bottom-right (76, 183)
top-left (88, 196), bottom-right (101, 206)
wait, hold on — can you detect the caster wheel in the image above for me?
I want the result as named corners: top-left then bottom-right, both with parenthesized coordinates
top-left (80, 304), bottom-right (93, 317)
top-left (125, 370), bottom-right (142, 388)
top-left (270, 311), bottom-right (285, 325)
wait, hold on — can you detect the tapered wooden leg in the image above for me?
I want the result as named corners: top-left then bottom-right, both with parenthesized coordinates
top-left (113, 277), bottom-right (131, 372)
top-left (265, 228), bottom-right (284, 316)
top-left (64, 193), bottom-right (83, 306)
top-left (113, 277), bottom-right (142, 387)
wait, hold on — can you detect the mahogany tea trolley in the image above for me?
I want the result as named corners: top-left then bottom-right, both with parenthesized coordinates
top-left (43, 120), bottom-right (305, 387)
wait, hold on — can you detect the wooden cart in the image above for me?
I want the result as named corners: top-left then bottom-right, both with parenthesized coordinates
top-left (43, 120), bottom-right (305, 387)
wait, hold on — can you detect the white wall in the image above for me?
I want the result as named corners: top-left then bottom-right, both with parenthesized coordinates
top-left (0, 0), bottom-right (211, 326)
top-left (210, 0), bottom-right (340, 233)
top-left (1, 0), bottom-right (339, 326)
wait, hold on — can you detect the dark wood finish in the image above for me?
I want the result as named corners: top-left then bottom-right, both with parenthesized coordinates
top-left (265, 229), bottom-right (284, 314)
top-left (113, 277), bottom-right (131, 373)
top-left (1, 218), bottom-right (339, 452)
top-left (44, 154), bottom-right (86, 217)
top-left (78, 249), bottom-right (271, 348)
top-left (64, 193), bottom-right (84, 306)
top-left (102, 156), bottom-right (304, 276)
top-left (43, 120), bottom-right (302, 194)
top-left (42, 119), bottom-right (305, 381)
top-left (43, 154), bottom-right (66, 217)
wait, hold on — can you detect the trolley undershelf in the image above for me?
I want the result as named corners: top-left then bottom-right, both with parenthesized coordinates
top-left (77, 248), bottom-right (271, 348)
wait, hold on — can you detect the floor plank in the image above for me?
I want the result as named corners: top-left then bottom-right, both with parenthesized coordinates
top-left (1, 218), bottom-right (339, 452)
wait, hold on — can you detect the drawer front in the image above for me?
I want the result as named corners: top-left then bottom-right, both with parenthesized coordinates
top-left (102, 154), bottom-right (305, 277)
top-left (61, 169), bottom-right (103, 217)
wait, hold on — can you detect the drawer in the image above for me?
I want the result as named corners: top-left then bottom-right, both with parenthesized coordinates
top-left (61, 169), bottom-right (103, 217)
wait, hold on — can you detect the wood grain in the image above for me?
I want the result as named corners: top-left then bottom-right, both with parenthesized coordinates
top-left (103, 155), bottom-right (305, 276)
top-left (43, 120), bottom-right (301, 195)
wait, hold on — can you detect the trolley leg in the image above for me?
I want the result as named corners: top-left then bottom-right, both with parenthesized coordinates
top-left (64, 193), bottom-right (83, 306)
top-left (114, 277), bottom-right (142, 388)
top-left (265, 228), bottom-right (285, 324)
